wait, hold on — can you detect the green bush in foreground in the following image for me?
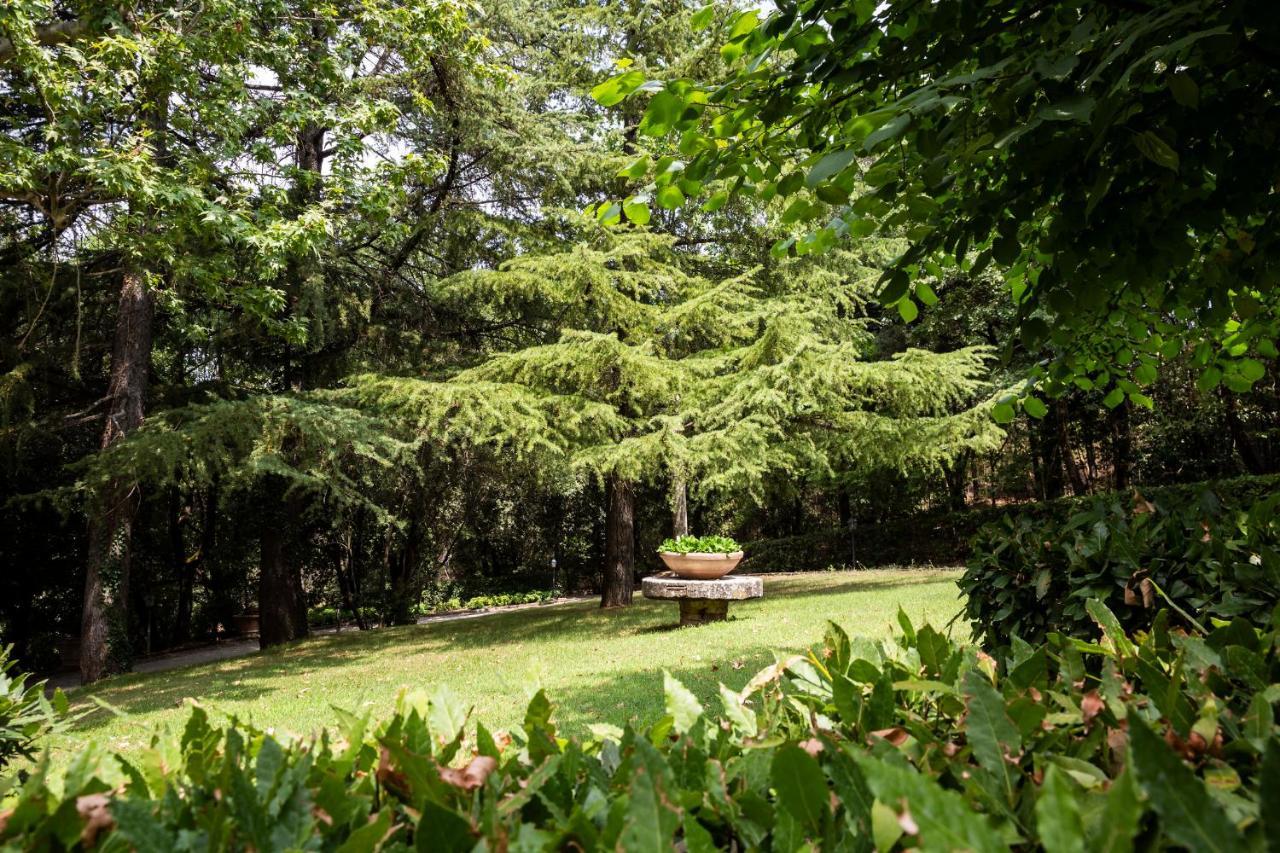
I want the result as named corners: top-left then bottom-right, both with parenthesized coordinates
top-left (962, 486), bottom-right (1280, 647)
top-left (0, 647), bottom-right (69, 776)
top-left (659, 534), bottom-right (741, 554)
top-left (3, 604), bottom-right (1278, 850)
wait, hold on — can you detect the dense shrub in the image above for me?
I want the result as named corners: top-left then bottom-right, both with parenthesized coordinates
top-left (3, 605), bottom-right (1277, 849)
top-left (0, 647), bottom-right (69, 774)
top-left (744, 474), bottom-right (1280, 572)
top-left (961, 483), bottom-right (1280, 646)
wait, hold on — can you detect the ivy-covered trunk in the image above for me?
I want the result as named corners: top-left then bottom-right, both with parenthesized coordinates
top-left (601, 475), bottom-right (634, 608)
top-left (81, 268), bottom-right (154, 684)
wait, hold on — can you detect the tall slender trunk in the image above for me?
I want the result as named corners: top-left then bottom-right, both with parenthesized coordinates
top-left (1057, 403), bottom-right (1089, 495)
top-left (1110, 403), bottom-right (1131, 490)
top-left (672, 476), bottom-right (689, 538)
top-left (1031, 415), bottom-right (1065, 501)
top-left (80, 268), bottom-right (154, 684)
top-left (941, 451), bottom-right (970, 511)
top-left (170, 487), bottom-right (193, 643)
top-left (601, 475), bottom-right (635, 608)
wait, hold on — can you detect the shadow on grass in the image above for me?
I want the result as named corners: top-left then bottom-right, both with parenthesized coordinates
top-left (67, 570), bottom-right (961, 734)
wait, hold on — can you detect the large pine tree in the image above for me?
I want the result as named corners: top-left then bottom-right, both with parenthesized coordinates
top-left (350, 231), bottom-right (1000, 606)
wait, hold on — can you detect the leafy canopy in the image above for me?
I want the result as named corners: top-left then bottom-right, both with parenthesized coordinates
top-left (596, 0), bottom-right (1280, 413)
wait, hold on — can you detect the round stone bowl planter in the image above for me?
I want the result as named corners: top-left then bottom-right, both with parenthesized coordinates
top-left (658, 550), bottom-right (745, 580)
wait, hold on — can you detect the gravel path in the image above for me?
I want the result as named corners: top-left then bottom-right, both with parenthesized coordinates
top-left (48, 596), bottom-right (592, 690)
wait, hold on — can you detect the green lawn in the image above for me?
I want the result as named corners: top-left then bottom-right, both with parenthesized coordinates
top-left (58, 569), bottom-right (964, 760)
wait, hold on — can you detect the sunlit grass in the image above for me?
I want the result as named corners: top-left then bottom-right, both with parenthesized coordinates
top-left (56, 569), bottom-right (964, 760)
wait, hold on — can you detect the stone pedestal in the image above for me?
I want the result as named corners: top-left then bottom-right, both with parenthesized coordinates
top-left (641, 573), bottom-right (763, 626)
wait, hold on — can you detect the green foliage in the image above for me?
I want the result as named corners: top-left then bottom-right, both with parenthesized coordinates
top-left (597, 0), bottom-right (1280, 391)
top-left (658, 534), bottom-right (739, 554)
top-left (961, 483), bottom-right (1280, 647)
top-left (415, 232), bottom-right (1002, 494)
top-left (3, 605), bottom-right (1277, 849)
top-left (0, 646), bottom-right (69, 775)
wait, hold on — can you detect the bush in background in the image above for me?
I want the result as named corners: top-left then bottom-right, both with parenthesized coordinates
top-left (960, 482), bottom-right (1280, 647)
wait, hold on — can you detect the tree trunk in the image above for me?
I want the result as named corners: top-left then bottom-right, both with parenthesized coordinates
top-left (601, 475), bottom-right (635, 608)
top-left (258, 493), bottom-right (307, 649)
top-left (1110, 403), bottom-right (1132, 490)
top-left (941, 451), bottom-right (970, 511)
top-left (1057, 403), bottom-right (1090, 496)
top-left (386, 518), bottom-right (422, 625)
top-left (1031, 415), bottom-right (1065, 501)
top-left (170, 487), bottom-right (193, 643)
top-left (672, 476), bottom-right (689, 538)
top-left (80, 268), bottom-right (154, 684)
top-left (1221, 389), bottom-right (1268, 474)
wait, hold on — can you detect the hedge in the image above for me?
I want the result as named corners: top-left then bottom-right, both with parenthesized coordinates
top-left (960, 478), bottom-right (1280, 647)
top-left (743, 474), bottom-right (1280, 572)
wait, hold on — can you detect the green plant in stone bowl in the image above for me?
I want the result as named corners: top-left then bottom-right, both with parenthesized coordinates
top-left (658, 534), bottom-right (740, 554)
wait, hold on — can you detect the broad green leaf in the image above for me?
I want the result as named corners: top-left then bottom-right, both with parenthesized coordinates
top-left (689, 4), bottom-right (715, 31)
top-left (807, 149), bottom-right (856, 187)
top-left (1091, 768), bottom-right (1139, 853)
top-left (656, 185), bottom-right (685, 209)
top-left (701, 190), bottom-right (729, 212)
top-left (428, 684), bottom-right (468, 745)
top-left (1036, 765), bottom-right (1085, 853)
top-left (1038, 96), bottom-right (1095, 122)
top-left (591, 70), bottom-right (645, 107)
top-left (1132, 131), bottom-right (1179, 171)
top-left (855, 754), bottom-right (1006, 852)
top-left (1023, 396), bottom-right (1049, 419)
top-left (623, 197), bottom-right (651, 225)
top-left (719, 683), bottom-right (757, 737)
top-left (1128, 714), bottom-right (1244, 851)
top-left (993, 401), bottom-right (1016, 424)
top-left (337, 808), bottom-right (395, 853)
top-left (1085, 600), bottom-right (1136, 658)
top-left (1168, 72), bottom-right (1199, 108)
top-left (772, 744), bottom-right (829, 832)
top-left (1239, 358), bottom-right (1266, 382)
top-left (640, 90), bottom-right (684, 136)
top-left (897, 298), bottom-right (918, 323)
top-left (864, 112), bottom-right (911, 152)
top-left (682, 814), bottom-right (717, 853)
top-left (1262, 738), bottom-right (1280, 848)
top-left (963, 669), bottom-right (1022, 805)
top-left (662, 671), bottom-right (703, 733)
top-left (416, 800), bottom-right (473, 852)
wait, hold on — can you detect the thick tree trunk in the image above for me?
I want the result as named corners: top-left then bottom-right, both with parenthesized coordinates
top-left (258, 494), bottom-right (308, 649)
top-left (386, 518), bottom-right (422, 625)
top-left (672, 476), bottom-right (689, 538)
top-left (80, 268), bottom-right (154, 684)
top-left (601, 476), bottom-right (635, 608)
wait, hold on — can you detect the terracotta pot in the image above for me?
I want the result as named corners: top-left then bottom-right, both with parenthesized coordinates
top-left (658, 551), bottom-right (745, 580)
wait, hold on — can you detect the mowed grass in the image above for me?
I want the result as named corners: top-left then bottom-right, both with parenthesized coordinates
top-left (57, 569), bottom-right (963, 760)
